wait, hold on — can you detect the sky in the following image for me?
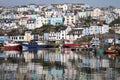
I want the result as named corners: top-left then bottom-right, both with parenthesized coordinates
top-left (0, 0), bottom-right (120, 8)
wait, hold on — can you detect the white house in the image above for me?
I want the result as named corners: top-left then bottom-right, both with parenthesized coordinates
top-left (26, 19), bottom-right (36, 29)
top-left (113, 8), bottom-right (120, 17)
top-left (60, 26), bottom-right (72, 40)
top-left (89, 26), bottom-right (94, 35)
top-left (9, 36), bottom-right (25, 41)
top-left (82, 24), bottom-right (109, 37)
top-left (63, 12), bottom-right (76, 26)
top-left (3, 19), bottom-right (18, 30)
top-left (97, 25), bottom-right (109, 34)
top-left (100, 25), bottom-right (109, 34)
top-left (19, 17), bottom-right (28, 26)
top-left (66, 28), bottom-right (84, 41)
top-left (17, 6), bottom-right (29, 12)
top-left (35, 16), bottom-right (43, 28)
top-left (118, 8), bottom-right (120, 16)
top-left (49, 31), bottom-right (56, 41)
top-left (51, 3), bottom-right (69, 11)
top-left (92, 8), bottom-right (103, 19)
top-left (71, 3), bottom-right (85, 11)
top-left (116, 26), bottom-right (120, 34)
top-left (45, 9), bottom-right (53, 17)
top-left (40, 16), bottom-right (48, 25)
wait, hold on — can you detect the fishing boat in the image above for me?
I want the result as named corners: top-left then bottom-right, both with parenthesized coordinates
top-left (63, 40), bottom-right (78, 48)
top-left (90, 37), bottom-right (100, 48)
top-left (21, 40), bottom-right (48, 49)
top-left (79, 42), bottom-right (89, 48)
top-left (3, 40), bottom-right (22, 51)
top-left (105, 45), bottom-right (119, 54)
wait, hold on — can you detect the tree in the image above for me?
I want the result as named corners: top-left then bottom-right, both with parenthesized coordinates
top-left (0, 29), bottom-right (5, 36)
top-left (84, 16), bottom-right (92, 27)
top-left (7, 29), bottom-right (23, 36)
top-left (109, 17), bottom-right (120, 27)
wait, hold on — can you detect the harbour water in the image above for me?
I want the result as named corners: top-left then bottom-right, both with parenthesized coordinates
top-left (0, 48), bottom-right (120, 80)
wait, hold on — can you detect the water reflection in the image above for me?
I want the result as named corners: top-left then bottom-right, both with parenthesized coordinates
top-left (0, 48), bottom-right (120, 80)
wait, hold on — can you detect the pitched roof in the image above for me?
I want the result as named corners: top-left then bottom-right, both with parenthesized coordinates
top-left (61, 26), bottom-right (67, 30)
top-left (67, 29), bottom-right (83, 35)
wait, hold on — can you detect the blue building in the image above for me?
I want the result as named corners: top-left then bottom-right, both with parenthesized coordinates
top-left (0, 36), bottom-right (9, 43)
top-left (48, 17), bottom-right (64, 26)
top-left (48, 67), bottom-right (63, 76)
top-left (85, 27), bottom-right (90, 35)
top-left (55, 32), bottom-right (61, 44)
top-left (94, 26), bottom-right (99, 34)
top-left (56, 32), bottom-right (61, 40)
top-left (44, 33), bottom-right (49, 41)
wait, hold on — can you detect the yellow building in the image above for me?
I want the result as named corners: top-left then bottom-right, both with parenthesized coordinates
top-left (24, 31), bottom-right (33, 42)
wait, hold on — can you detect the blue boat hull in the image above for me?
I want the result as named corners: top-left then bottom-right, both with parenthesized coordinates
top-left (21, 43), bottom-right (48, 49)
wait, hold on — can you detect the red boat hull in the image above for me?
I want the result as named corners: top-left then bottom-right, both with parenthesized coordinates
top-left (105, 51), bottom-right (118, 54)
top-left (64, 44), bottom-right (78, 47)
top-left (4, 45), bottom-right (22, 51)
top-left (63, 40), bottom-right (78, 48)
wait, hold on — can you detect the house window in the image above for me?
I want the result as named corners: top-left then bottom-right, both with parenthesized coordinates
top-left (56, 23), bottom-right (58, 25)
top-left (22, 37), bottom-right (24, 39)
top-left (67, 21), bottom-right (69, 23)
top-left (76, 31), bottom-right (78, 34)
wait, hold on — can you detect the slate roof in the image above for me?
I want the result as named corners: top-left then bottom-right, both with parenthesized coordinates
top-left (67, 29), bottom-right (83, 35)
top-left (60, 26), bottom-right (67, 30)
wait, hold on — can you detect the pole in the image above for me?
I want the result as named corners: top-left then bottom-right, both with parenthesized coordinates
top-left (114, 24), bottom-right (116, 45)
